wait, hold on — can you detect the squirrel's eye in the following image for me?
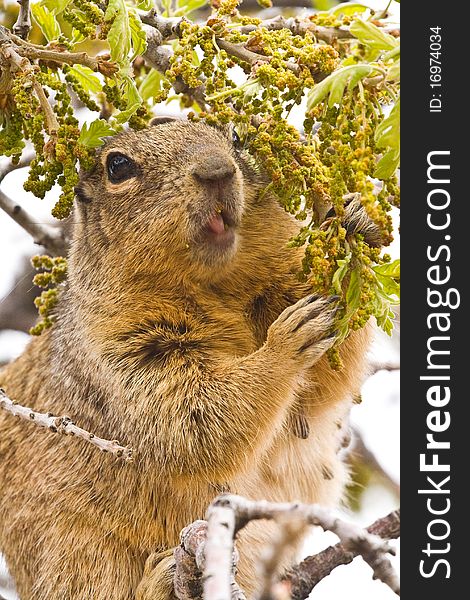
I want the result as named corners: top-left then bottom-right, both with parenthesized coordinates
top-left (232, 128), bottom-right (241, 147)
top-left (106, 153), bottom-right (136, 183)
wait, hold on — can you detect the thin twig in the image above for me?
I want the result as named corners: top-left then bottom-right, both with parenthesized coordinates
top-left (350, 426), bottom-right (400, 497)
top-left (0, 155), bottom-right (69, 256)
top-left (12, 0), bottom-right (31, 40)
top-left (217, 38), bottom-right (301, 75)
top-left (2, 26), bottom-right (117, 76)
top-left (0, 388), bottom-right (133, 460)
top-left (0, 187), bottom-right (67, 255)
top-left (239, 16), bottom-right (400, 44)
top-left (139, 9), bottom-right (183, 38)
top-left (369, 361), bottom-right (400, 376)
top-left (0, 190), bottom-right (68, 256)
top-left (204, 495), bottom-right (399, 600)
top-left (0, 25), bottom-right (31, 74)
top-left (257, 515), bottom-right (306, 600)
top-left (16, 44), bottom-right (118, 77)
top-left (33, 79), bottom-right (59, 136)
top-left (0, 151), bottom-right (35, 179)
top-left (283, 509), bottom-right (400, 600)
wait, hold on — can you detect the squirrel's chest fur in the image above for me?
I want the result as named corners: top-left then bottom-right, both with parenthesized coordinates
top-left (0, 279), bottom-right (350, 552)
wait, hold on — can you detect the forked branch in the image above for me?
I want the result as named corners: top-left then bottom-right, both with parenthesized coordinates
top-left (175, 500), bottom-right (400, 600)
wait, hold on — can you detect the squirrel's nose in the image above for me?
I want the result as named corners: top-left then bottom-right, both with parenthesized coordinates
top-left (192, 154), bottom-right (236, 183)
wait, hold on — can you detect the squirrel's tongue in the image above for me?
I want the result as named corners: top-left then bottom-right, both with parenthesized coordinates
top-left (207, 212), bottom-right (225, 235)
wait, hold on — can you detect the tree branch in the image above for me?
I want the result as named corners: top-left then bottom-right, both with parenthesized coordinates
top-left (33, 79), bottom-right (59, 137)
top-left (142, 28), bottom-right (207, 111)
top-left (203, 495), bottom-right (400, 600)
top-left (240, 0), bottom-right (316, 8)
top-left (140, 9), bottom-right (183, 38)
top-left (1, 26), bottom-right (118, 77)
top-left (257, 515), bottom-right (306, 600)
top-left (174, 521), bottom-right (207, 600)
top-left (0, 388), bottom-right (133, 460)
top-left (12, 0), bottom-right (31, 40)
top-left (239, 15), bottom-right (400, 44)
top-left (0, 157), bottom-right (68, 256)
top-left (369, 360), bottom-right (400, 376)
top-left (351, 426), bottom-right (400, 497)
top-left (141, 11), bottom-right (302, 77)
top-left (171, 502), bottom-right (400, 600)
top-left (204, 500), bottom-right (238, 600)
top-left (283, 509), bottom-right (400, 600)
top-left (16, 43), bottom-right (119, 77)
top-left (0, 25), bottom-right (31, 81)
top-left (216, 37), bottom-right (300, 74)
top-left (139, 10), bottom-right (400, 88)
top-left (0, 188), bottom-right (67, 256)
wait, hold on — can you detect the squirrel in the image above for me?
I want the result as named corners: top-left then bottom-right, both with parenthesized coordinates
top-left (0, 119), bottom-right (380, 600)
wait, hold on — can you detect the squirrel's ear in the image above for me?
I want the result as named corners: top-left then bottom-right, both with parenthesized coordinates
top-left (149, 116), bottom-right (180, 126)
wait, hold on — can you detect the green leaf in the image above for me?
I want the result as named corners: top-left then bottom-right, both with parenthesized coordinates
top-left (332, 253), bottom-right (352, 294)
top-left (383, 46), bottom-right (400, 62)
top-left (129, 10), bottom-right (147, 59)
top-left (375, 280), bottom-right (400, 304)
top-left (139, 69), bottom-right (163, 101)
top-left (387, 60), bottom-right (400, 81)
top-left (116, 76), bottom-right (142, 123)
top-left (242, 79), bottom-right (263, 99)
top-left (79, 119), bottom-right (116, 148)
top-left (376, 309), bottom-right (395, 336)
top-left (175, 0), bottom-right (209, 16)
top-left (373, 259), bottom-right (401, 301)
top-left (350, 19), bottom-right (398, 51)
top-left (71, 27), bottom-right (85, 44)
top-left (329, 2), bottom-right (368, 16)
top-left (373, 259), bottom-right (400, 279)
top-left (307, 64), bottom-right (374, 109)
top-left (105, 0), bottom-right (131, 67)
top-left (40, 0), bottom-right (72, 14)
top-left (376, 274), bottom-right (400, 299)
top-left (375, 99), bottom-right (400, 149)
top-left (374, 148), bottom-right (400, 179)
top-left (346, 267), bottom-right (362, 311)
top-left (313, 0), bottom-right (334, 10)
top-left (31, 3), bottom-right (61, 41)
top-left (137, 0), bottom-right (153, 9)
top-left (373, 98), bottom-right (400, 178)
top-left (68, 65), bottom-right (102, 94)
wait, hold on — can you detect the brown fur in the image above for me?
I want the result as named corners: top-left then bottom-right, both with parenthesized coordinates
top-left (0, 121), bottom-right (371, 600)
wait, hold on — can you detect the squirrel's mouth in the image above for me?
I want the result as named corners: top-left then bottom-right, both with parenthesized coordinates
top-left (202, 209), bottom-right (237, 247)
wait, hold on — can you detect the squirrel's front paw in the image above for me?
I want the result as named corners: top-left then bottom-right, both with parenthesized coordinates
top-left (266, 295), bottom-right (338, 369)
top-left (329, 193), bottom-right (384, 247)
top-left (136, 550), bottom-right (176, 600)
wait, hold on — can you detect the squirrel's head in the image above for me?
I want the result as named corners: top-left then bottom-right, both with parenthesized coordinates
top-left (73, 120), bottom-right (265, 285)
